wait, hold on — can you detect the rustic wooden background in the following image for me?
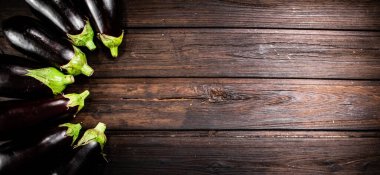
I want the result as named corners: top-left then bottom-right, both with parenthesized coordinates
top-left (1, 0), bottom-right (380, 174)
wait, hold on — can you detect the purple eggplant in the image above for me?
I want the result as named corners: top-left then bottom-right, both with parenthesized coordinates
top-left (0, 54), bottom-right (74, 99)
top-left (0, 123), bottom-right (82, 175)
top-left (2, 16), bottom-right (94, 76)
top-left (84, 0), bottom-right (123, 57)
top-left (0, 90), bottom-right (89, 139)
top-left (25, 0), bottom-right (96, 51)
top-left (50, 122), bottom-right (107, 175)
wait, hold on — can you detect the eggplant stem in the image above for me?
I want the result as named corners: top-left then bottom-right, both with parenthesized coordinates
top-left (67, 20), bottom-right (96, 51)
top-left (63, 90), bottom-right (90, 114)
top-left (26, 67), bottom-right (75, 95)
top-left (98, 30), bottom-right (124, 58)
top-left (85, 41), bottom-right (96, 51)
top-left (81, 64), bottom-right (94, 76)
top-left (61, 46), bottom-right (94, 76)
top-left (75, 122), bottom-right (107, 152)
top-left (59, 123), bottom-right (82, 145)
top-left (110, 46), bottom-right (118, 58)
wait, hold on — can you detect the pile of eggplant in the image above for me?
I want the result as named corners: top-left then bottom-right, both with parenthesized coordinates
top-left (0, 0), bottom-right (123, 174)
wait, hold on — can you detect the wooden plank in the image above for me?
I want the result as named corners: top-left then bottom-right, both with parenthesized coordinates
top-left (67, 78), bottom-right (380, 130)
top-left (1, 0), bottom-right (380, 30)
top-left (2, 29), bottom-right (380, 79)
top-left (101, 131), bottom-right (380, 174)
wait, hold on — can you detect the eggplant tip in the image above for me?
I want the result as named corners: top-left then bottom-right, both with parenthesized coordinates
top-left (65, 75), bottom-right (75, 84)
top-left (86, 40), bottom-right (97, 51)
top-left (81, 64), bottom-right (94, 76)
top-left (110, 47), bottom-right (119, 58)
top-left (80, 90), bottom-right (90, 99)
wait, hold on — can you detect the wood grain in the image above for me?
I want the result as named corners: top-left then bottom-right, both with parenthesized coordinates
top-left (1, 0), bottom-right (380, 30)
top-left (67, 78), bottom-right (380, 130)
top-left (1, 1), bottom-right (380, 174)
top-left (101, 131), bottom-right (380, 174)
top-left (2, 29), bottom-right (380, 79)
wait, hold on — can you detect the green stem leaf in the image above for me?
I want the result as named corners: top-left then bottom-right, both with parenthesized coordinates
top-left (67, 20), bottom-right (96, 51)
top-left (61, 46), bottom-right (94, 76)
top-left (63, 90), bottom-right (90, 114)
top-left (26, 67), bottom-right (74, 95)
top-left (74, 122), bottom-right (107, 155)
top-left (98, 30), bottom-right (124, 58)
top-left (59, 123), bottom-right (82, 146)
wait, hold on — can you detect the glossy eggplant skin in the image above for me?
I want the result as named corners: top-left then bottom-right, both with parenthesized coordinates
top-left (0, 55), bottom-right (51, 98)
top-left (0, 90), bottom-right (89, 139)
top-left (0, 124), bottom-right (81, 175)
top-left (0, 96), bottom-right (76, 139)
top-left (0, 54), bottom-right (74, 99)
top-left (26, 0), bottom-right (96, 50)
top-left (50, 141), bottom-right (102, 175)
top-left (84, 0), bottom-right (123, 57)
top-left (3, 16), bottom-right (72, 66)
top-left (26, 0), bottom-right (85, 35)
top-left (84, 0), bottom-right (121, 36)
top-left (50, 122), bottom-right (107, 175)
top-left (2, 16), bottom-right (94, 76)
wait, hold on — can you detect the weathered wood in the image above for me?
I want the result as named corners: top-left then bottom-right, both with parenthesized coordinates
top-left (67, 78), bottom-right (380, 130)
top-left (1, 0), bottom-right (380, 30)
top-left (2, 29), bottom-right (380, 79)
top-left (102, 131), bottom-right (380, 174)
top-left (2, 2), bottom-right (380, 174)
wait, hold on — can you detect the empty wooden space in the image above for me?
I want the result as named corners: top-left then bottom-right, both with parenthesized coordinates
top-left (67, 78), bottom-right (380, 130)
top-left (104, 131), bottom-right (380, 174)
top-left (1, 0), bottom-right (380, 174)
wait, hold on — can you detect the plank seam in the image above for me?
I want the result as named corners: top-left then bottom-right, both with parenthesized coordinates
top-left (122, 26), bottom-right (380, 32)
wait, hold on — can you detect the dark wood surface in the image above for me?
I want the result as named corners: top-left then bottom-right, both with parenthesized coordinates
top-left (67, 78), bottom-right (380, 130)
top-left (104, 131), bottom-right (380, 175)
top-left (2, 0), bottom-right (380, 30)
top-left (1, 0), bottom-right (380, 174)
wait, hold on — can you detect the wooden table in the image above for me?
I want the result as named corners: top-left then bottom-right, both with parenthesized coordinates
top-left (1, 0), bottom-right (380, 174)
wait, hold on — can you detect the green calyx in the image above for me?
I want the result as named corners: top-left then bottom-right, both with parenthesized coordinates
top-left (63, 90), bottom-right (90, 114)
top-left (67, 20), bottom-right (96, 51)
top-left (98, 30), bottom-right (124, 58)
top-left (61, 46), bottom-right (94, 76)
top-left (26, 67), bottom-right (75, 95)
top-left (59, 123), bottom-right (82, 146)
top-left (74, 122), bottom-right (107, 153)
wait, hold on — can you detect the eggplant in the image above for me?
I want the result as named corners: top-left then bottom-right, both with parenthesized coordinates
top-left (84, 0), bottom-right (123, 57)
top-left (0, 90), bottom-right (89, 139)
top-left (26, 0), bottom-right (96, 51)
top-left (50, 122), bottom-right (107, 175)
top-left (0, 123), bottom-right (82, 175)
top-left (2, 16), bottom-right (94, 76)
top-left (0, 54), bottom-right (74, 99)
